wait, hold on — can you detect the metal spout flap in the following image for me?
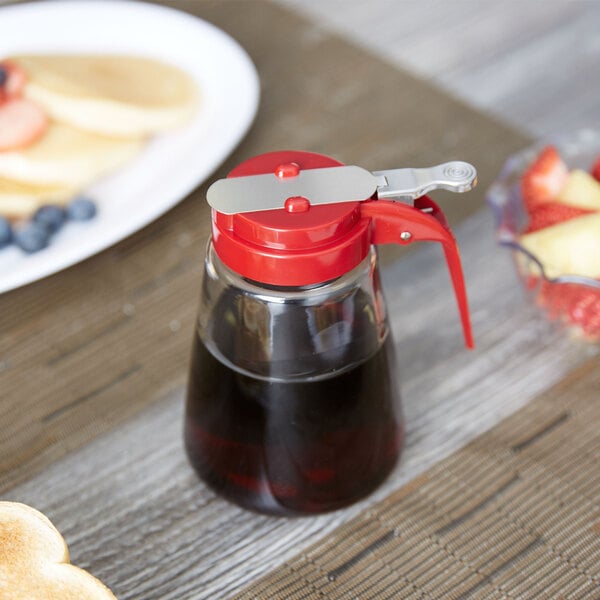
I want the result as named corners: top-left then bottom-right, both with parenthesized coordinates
top-left (207, 161), bottom-right (477, 214)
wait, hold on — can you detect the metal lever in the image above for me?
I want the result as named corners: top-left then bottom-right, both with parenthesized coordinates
top-left (206, 162), bottom-right (477, 214)
top-left (373, 161), bottom-right (477, 201)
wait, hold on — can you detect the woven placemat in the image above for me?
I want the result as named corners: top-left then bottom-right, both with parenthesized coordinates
top-left (0, 1), bottom-right (528, 492)
top-left (235, 356), bottom-right (600, 599)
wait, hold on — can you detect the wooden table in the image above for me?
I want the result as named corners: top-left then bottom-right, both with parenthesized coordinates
top-left (279, 0), bottom-right (600, 138)
top-left (1, 2), bottom-right (599, 598)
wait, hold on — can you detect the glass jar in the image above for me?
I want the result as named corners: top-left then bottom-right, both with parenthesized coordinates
top-left (185, 244), bottom-right (403, 516)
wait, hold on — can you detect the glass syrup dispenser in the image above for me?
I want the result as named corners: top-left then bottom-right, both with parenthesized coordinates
top-left (185, 151), bottom-right (476, 516)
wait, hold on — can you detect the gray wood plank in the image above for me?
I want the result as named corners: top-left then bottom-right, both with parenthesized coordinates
top-left (277, 0), bottom-right (600, 137)
top-left (5, 208), bottom-right (597, 599)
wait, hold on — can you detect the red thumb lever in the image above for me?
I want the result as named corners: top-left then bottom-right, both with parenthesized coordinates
top-left (361, 197), bottom-right (474, 349)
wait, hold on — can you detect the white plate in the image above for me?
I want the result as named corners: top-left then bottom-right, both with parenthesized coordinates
top-left (0, 0), bottom-right (260, 293)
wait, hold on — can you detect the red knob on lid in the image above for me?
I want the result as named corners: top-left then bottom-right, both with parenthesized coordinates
top-left (275, 162), bottom-right (300, 178)
top-left (211, 151), bottom-right (373, 286)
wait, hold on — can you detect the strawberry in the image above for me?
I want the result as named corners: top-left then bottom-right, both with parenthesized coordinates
top-left (591, 156), bottom-right (600, 182)
top-left (535, 280), bottom-right (600, 340)
top-left (0, 61), bottom-right (26, 103)
top-left (521, 145), bottom-right (568, 210)
top-left (0, 98), bottom-right (48, 151)
top-left (524, 202), bottom-right (595, 233)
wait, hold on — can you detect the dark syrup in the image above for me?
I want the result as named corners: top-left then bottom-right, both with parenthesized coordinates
top-left (185, 335), bottom-right (403, 516)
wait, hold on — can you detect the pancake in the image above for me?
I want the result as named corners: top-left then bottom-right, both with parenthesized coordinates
top-left (0, 177), bottom-right (75, 219)
top-left (14, 54), bottom-right (198, 138)
top-left (0, 121), bottom-right (144, 187)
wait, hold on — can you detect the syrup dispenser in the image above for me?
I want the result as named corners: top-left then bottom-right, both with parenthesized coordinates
top-left (185, 150), bottom-right (476, 515)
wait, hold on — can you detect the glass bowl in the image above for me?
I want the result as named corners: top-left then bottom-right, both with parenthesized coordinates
top-left (486, 129), bottom-right (600, 342)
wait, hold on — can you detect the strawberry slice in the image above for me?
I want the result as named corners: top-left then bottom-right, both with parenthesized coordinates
top-left (591, 156), bottom-right (600, 183)
top-left (521, 145), bottom-right (568, 210)
top-left (524, 201), bottom-right (595, 233)
top-left (0, 61), bottom-right (26, 102)
top-left (534, 279), bottom-right (600, 340)
top-left (0, 98), bottom-right (48, 151)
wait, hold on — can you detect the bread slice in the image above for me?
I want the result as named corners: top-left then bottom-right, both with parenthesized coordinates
top-left (0, 177), bottom-right (75, 219)
top-left (0, 121), bottom-right (143, 187)
top-left (0, 501), bottom-right (116, 600)
top-left (14, 54), bottom-right (198, 138)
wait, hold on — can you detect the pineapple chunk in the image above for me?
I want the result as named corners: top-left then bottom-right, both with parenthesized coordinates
top-left (556, 169), bottom-right (600, 209)
top-left (520, 211), bottom-right (600, 279)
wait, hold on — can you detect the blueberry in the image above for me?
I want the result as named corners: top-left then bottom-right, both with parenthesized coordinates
top-left (0, 66), bottom-right (7, 87)
top-left (67, 196), bottom-right (97, 221)
top-left (33, 205), bottom-right (65, 233)
top-left (14, 222), bottom-right (50, 253)
top-left (0, 216), bottom-right (12, 247)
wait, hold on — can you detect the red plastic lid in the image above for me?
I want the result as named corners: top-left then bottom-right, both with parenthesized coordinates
top-left (210, 150), bottom-right (474, 348)
top-left (211, 150), bottom-right (373, 286)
